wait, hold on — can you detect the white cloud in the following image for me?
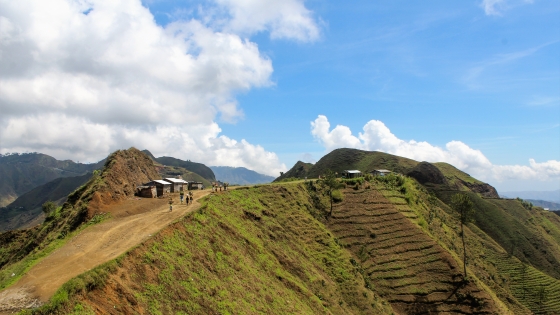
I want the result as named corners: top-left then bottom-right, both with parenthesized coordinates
top-left (480, 0), bottom-right (534, 16)
top-left (0, 0), bottom-right (317, 176)
top-left (214, 0), bottom-right (320, 42)
top-left (481, 0), bottom-right (506, 15)
top-left (311, 115), bottom-right (560, 184)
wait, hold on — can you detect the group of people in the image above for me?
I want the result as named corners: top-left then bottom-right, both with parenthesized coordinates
top-left (211, 182), bottom-right (229, 192)
top-left (180, 191), bottom-right (194, 205)
top-left (169, 191), bottom-right (194, 212)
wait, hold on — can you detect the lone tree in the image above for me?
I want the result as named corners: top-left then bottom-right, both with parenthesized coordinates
top-left (451, 193), bottom-right (475, 280)
top-left (42, 201), bottom-right (56, 215)
top-left (320, 169), bottom-right (339, 216)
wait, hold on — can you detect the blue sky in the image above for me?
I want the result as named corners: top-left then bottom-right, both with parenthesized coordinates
top-left (0, 0), bottom-right (558, 192)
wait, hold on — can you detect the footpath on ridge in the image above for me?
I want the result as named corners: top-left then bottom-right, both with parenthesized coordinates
top-left (0, 190), bottom-right (210, 314)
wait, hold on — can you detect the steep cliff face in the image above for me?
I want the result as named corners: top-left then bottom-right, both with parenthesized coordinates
top-left (463, 181), bottom-right (499, 198)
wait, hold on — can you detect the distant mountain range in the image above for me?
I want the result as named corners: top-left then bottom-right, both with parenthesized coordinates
top-left (210, 166), bottom-right (275, 185)
top-left (500, 190), bottom-right (560, 203)
top-left (525, 199), bottom-right (560, 210)
top-left (0, 153), bottom-right (103, 207)
top-left (0, 173), bottom-right (93, 232)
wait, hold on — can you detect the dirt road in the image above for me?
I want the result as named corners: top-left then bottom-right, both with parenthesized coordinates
top-left (0, 190), bottom-right (210, 313)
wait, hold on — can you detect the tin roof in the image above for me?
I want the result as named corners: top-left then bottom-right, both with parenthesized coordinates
top-left (151, 179), bottom-right (171, 185)
top-left (344, 170), bottom-right (362, 173)
top-left (374, 169), bottom-right (391, 173)
top-left (163, 178), bottom-right (188, 184)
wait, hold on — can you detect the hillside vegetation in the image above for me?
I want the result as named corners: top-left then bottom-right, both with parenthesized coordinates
top-left (27, 184), bottom-right (394, 315)
top-left (274, 148), bottom-right (497, 198)
top-left (0, 148), bottom-right (159, 290)
top-left (2, 148), bottom-right (560, 314)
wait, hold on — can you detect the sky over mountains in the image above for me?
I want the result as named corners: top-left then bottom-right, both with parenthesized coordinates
top-left (0, 0), bottom-right (558, 191)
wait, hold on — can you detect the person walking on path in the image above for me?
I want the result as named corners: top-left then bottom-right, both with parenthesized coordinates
top-left (190, 194), bottom-right (193, 203)
top-left (186, 194), bottom-right (189, 205)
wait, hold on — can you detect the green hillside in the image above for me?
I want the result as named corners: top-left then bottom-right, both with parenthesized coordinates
top-left (435, 191), bottom-right (560, 280)
top-left (155, 156), bottom-right (216, 182)
top-left (275, 148), bottom-right (498, 197)
top-left (28, 184), bottom-right (393, 314)
top-left (0, 153), bottom-right (103, 207)
top-left (142, 150), bottom-right (215, 186)
top-left (0, 173), bottom-right (92, 232)
top-left (2, 149), bottom-right (559, 314)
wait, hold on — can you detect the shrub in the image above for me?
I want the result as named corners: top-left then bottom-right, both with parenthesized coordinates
top-left (42, 201), bottom-right (57, 215)
top-left (332, 190), bottom-right (344, 202)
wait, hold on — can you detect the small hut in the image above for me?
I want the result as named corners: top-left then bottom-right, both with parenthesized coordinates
top-left (145, 180), bottom-right (171, 197)
top-left (188, 181), bottom-right (203, 190)
top-left (371, 169), bottom-right (392, 177)
top-left (342, 170), bottom-right (363, 178)
top-left (163, 178), bottom-right (188, 193)
top-left (136, 185), bottom-right (156, 198)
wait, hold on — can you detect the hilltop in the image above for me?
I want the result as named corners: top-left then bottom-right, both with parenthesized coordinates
top-left (276, 148), bottom-right (498, 198)
top-left (0, 153), bottom-right (103, 207)
top-left (210, 166), bottom-right (275, 185)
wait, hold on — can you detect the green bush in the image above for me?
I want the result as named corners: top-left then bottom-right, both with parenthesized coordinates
top-left (332, 190), bottom-right (344, 202)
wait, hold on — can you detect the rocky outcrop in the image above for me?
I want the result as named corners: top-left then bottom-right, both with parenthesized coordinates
top-left (406, 161), bottom-right (447, 185)
top-left (463, 181), bottom-right (499, 198)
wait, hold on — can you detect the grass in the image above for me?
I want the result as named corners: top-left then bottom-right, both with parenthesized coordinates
top-left (28, 183), bottom-right (393, 314)
top-left (436, 190), bottom-right (560, 280)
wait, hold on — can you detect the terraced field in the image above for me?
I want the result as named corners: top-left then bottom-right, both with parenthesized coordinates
top-left (327, 186), bottom-right (499, 314)
top-left (488, 251), bottom-right (560, 314)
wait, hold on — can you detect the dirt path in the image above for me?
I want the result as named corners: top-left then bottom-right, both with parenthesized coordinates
top-left (0, 190), bottom-right (210, 313)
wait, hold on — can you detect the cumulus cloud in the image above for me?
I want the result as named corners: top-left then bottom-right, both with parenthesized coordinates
top-left (214, 0), bottom-right (320, 42)
top-left (311, 115), bottom-right (560, 183)
top-left (0, 0), bottom-right (319, 175)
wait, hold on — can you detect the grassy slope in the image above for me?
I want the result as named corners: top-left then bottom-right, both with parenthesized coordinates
top-left (435, 191), bottom-right (560, 280)
top-left (159, 165), bottom-right (212, 187)
top-left (155, 157), bottom-right (216, 182)
top-left (29, 184), bottom-right (393, 314)
top-left (274, 161), bottom-right (313, 182)
top-left (306, 149), bottom-right (418, 179)
top-left (433, 162), bottom-right (483, 185)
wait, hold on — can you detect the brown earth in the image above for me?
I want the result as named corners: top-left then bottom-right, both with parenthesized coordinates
top-left (328, 186), bottom-right (500, 314)
top-left (0, 190), bottom-right (209, 314)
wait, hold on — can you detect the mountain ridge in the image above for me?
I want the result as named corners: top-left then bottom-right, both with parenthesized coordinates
top-left (210, 166), bottom-right (275, 185)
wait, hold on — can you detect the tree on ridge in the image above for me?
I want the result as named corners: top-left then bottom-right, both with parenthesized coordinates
top-left (451, 193), bottom-right (475, 280)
